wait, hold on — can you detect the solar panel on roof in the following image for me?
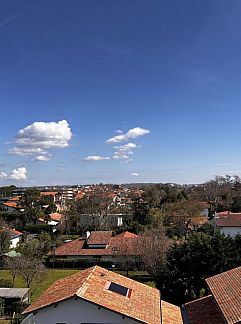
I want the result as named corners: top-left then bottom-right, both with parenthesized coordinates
top-left (108, 282), bottom-right (128, 296)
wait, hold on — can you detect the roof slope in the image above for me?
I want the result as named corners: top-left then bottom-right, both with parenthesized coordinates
top-left (184, 295), bottom-right (225, 324)
top-left (115, 231), bottom-right (138, 238)
top-left (161, 300), bottom-right (183, 324)
top-left (215, 213), bottom-right (241, 227)
top-left (23, 266), bottom-right (161, 324)
top-left (206, 266), bottom-right (241, 324)
top-left (87, 231), bottom-right (112, 245)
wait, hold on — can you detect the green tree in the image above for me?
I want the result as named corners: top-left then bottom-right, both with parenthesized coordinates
top-left (0, 230), bottom-right (11, 254)
top-left (160, 231), bottom-right (238, 305)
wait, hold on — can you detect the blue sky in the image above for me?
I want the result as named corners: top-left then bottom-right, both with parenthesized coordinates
top-left (1, 0), bottom-right (241, 185)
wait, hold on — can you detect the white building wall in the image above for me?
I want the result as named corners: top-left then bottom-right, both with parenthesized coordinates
top-left (25, 297), bottom-right (139, 324)
top-left (220, 226), bottom-right (241, 237)
top-left (10, 236), bottom-right (21, 248)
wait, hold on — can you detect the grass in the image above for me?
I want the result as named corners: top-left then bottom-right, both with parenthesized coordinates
top-left (0, 268), bottom-right (155, 303)
top-left (0, 269), bottom-right (79, 302)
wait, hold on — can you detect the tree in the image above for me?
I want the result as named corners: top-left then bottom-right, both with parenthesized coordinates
top-left (6, 256), bottom-right (47, 294)
top-left (160, 231), bottom-right (238, 305)
top-left (132, 198), bottom-right (150, 225)
top-left (17, 233), bottom-right (52, 259)
top-left (0, 230), bottom-right (11, 254)
top-left (140, 227), bottom-right (171, 282)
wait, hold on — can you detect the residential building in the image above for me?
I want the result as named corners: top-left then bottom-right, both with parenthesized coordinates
top-left (183, 266), bottom-right (241, 323)
top-left (51, 231), bottom-right (140, 262)
top-left (22, 265), bottom-right (182, 324)
top-left (212, 211), bottom-right (241, 237)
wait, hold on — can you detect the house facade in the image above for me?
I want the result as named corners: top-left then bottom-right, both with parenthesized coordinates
top-left (212, 211), bottom-right (241, 237)
top-left (22, 265), bottom-right (182, 324)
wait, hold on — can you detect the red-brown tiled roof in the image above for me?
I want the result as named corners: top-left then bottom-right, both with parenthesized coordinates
top-left (49, 212), bottom-right (64, 222)
top-left (215, 214), bottom-right (241, 227)
top-left (23, 266), bottom-right (161, 324)
top-left (40, 191), bottom-right (58, 196)
top-left (53, 235), bottom-right (141, 257)
top-left (0, 227), bottom-right (23, 237)
top-left (3, 202), bottom-right (21, 209)
top-left (115, 231), bottom-right (138, 238)
top-left (87, 231), bottom-right (112, 245)
top-left (206, 266), bottom-right (241, 324)
top-left (161, 300), bottom-right (183, 324)
top-left (184, 295), bottom-right (225, 324)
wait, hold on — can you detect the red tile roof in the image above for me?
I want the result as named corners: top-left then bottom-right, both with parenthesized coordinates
top-left (206, 266), bottom-right (241, 324)
top-left (40, 191), bottom-right (58, 196)
top-left (115, 231), bottom-right (138, 238)
top-left (49, 212), bottom-right (64, 222)
top-left (184, 295), bottom-right (225, 324)
top-left (53, 234), bottom-right (140, 257)
top-left (161, 300), bottom-right (183, 324)
top-left (0, 227), bottom-right (23, 237)
top-left (3, 202), bottom-right (21, 209)
top-left (87, 231), bottom-right (112, 245)
top-left (215, 213), bottom-right (241, 227)
top-left (23, 266), bottom-right (161, 324)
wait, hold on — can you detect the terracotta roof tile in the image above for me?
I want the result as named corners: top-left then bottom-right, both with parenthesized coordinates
top-left (215, 213), bottom-right (241, 227)
top-left (23, 266), bottom-right (161, 324)
top-left (53, 235), bottom-right (141, 257)
top-left (40, 192), bottom-right (58, 196)
top-left (87, 231), bottom-right (112, 245)
top-left (3, 202), bottom-right (21, 209)
top-left (115, 231), bottom-right (138, 238)
top-left (184, 295), bottom-right (225, 324)
top-left (49, 212), bottom-right (64, 222)
top-left (206, 266), bottom-right (241, 324)
top-left (161, 300), bottom-right (183, 324)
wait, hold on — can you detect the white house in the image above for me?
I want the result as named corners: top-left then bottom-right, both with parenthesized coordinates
top-left (22, 266), bottom-right (183, 324)
top-left (0, 228), bottom-right (23, 249)
top-left (213, 211), bottom-right (241, 237)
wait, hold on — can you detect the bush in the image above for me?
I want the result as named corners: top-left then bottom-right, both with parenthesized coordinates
top-left (10, 313), bottom-right (25, 324)
top-left (16, 224), bottom-right (53, 234)
top-left (45, 257), bottom-right (114, 269)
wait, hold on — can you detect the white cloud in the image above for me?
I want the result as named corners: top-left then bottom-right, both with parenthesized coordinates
top-left (0, 172), bottom-right (7, 179)
top-left (115, 129), bottom-right (123, 134)
top-left (131, 172), bottom-right (139, 176)
top-left (112, 142), bottom-right (138, 160)
top-left (34, 155), bottom-right (52, 161)
top-left (9, 120), bottom-right (72, 161)
top-left (106, 127), bottom-right (150, 143)
top-left (9, 167), bottom-right (27, 180)
top-left (83, 155), bottom-right (110, 161)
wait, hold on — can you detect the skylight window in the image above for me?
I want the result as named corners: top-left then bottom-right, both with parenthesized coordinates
top-left (106, 281), bottom-right (131, 298)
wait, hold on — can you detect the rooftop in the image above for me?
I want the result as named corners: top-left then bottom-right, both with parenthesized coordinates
top-left (184, 295), bottom-right (225, 324)
top-left (87, 231), bottom-right (112, 245)
top-left (23, 266), bottom-right (161, 324)
top-left (215, 213), bottom-right (241, 227)
top-left (0, 288), bottom-right (29, 299)
top-left (206, 266), bottom-right (241, 324)
top-left (161, 300), bottom-right (183, 324)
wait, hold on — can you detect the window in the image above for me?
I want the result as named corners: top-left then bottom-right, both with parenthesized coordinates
top-left (106, 281), bottom-right (130, 297)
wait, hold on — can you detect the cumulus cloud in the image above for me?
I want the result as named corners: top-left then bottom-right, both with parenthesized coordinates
top-left (112, 143), bottom-right (138, 160)
top-left (9, 120), bottom-right (72, 161)
top-left (131, 172), bottom-right (139, 176)
top-left (106, 127), bottom-right (150, 143)
top-left (0, 172), bottom-right (7, 179)
top-left (83, 155), bottom-right (110, 161)
top-left (9, 167), bottom-right (27, 180)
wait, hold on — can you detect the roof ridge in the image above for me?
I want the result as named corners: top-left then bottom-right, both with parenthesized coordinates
top-left (75, 265), bottom-right (97, 296)
top-left (184, 294), bottom-right (213, 305)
